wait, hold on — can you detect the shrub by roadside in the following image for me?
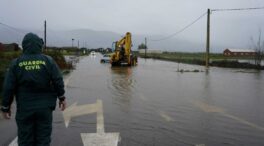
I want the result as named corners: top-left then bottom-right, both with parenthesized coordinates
top-left (44, 50), bottom-right (74, 70)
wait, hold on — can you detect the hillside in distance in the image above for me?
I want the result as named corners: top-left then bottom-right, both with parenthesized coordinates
top-left (0, 27), bottom-right (212, 52)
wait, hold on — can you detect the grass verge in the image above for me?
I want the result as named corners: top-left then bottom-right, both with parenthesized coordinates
top-left (139, 52), bottom-right (263, 70)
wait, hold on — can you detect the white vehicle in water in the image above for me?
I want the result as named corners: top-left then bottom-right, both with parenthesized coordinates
top-left (90, 51), bottom-right (96, 56)
top-left (100, 54), bottom-right (112, 63)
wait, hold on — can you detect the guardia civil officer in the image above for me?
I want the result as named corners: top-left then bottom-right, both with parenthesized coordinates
top-left (1, 33), bottom-right (66, 146)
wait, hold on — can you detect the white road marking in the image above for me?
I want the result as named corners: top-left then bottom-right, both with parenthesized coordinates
top-left (81, 133), bottom-right (120, 146)
top-left (96, 100), bottom-right (105, 133)
top-left (138, 93), bottom-right (147, 101)
top-left (158, 110), bottom-right (175, 122)
top-left (9, 100), bottom-right (120, 146)
top-left (192, 100), bottom-right (264, 131)
top-left (223, 113), bottom-right (264, 131)
top-left (63, 99), bottom-right (120, 146)
top-left (195, 144), bottom-right (206, 146)
top-left (138, 93), bottom-right (175, 122)
top-left (79, 100), bottom-right (120, 146)
top-left (8, 137), bottom-right (17, 146)
top-left (192, 100), bottom-right (224, 113)
top-left (62, 102), bottom-right (98, 128)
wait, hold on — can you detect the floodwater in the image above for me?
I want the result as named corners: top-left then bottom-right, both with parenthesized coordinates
top-left (1, 53), bottom-right (263, 146)
top-left (52, 53), bottom-right (264, 146)
top-left (56, 54), bottom-right (262, 146)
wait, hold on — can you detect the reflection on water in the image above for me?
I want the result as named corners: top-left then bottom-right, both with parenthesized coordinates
top-left (108, 67), bottom-right (136, 111)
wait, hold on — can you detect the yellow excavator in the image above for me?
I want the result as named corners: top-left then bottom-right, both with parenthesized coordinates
top-left (110, 32), bottom-right (137, 66)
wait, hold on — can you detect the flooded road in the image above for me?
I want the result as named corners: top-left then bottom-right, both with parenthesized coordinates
top-left (53, 53), bottom-right (264, 146)
top-left (1, 53), bottom-right (263, 146)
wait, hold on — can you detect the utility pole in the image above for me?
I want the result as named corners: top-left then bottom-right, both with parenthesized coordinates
top-left (78, 40), bottom-right (79, 49)
top-left (44, 20), bottom-right (47, 52)
top-left (72, 38), bottom-right (74, 48)
top-left (112, 42), bottom-right (116, 52)
top-left (206, 9), bottom-right (210, 69)
top-left (145, 37), bottom-right (147, 58)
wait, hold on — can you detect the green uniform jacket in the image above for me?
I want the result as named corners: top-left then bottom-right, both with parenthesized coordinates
top-left (1, 33), bottom-right (65, 111)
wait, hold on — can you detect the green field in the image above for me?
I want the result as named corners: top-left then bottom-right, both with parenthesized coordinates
top-left (139, 52), bottom-right (262, 69)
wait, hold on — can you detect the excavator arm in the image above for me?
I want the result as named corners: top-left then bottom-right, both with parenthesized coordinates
top-left (111, 32), bottom-right (136, 66)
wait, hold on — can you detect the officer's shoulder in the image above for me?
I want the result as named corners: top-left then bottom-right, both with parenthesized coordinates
top-left (10, 57), bottom-right (20, 66)
top-left (41, 54), bottom-right (55, 63)
top-left (42, 54), bottom-right (52, 60)
top-left (6, 57), bottom-right (20, 71)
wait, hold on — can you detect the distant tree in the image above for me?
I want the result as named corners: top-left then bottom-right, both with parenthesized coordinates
top-left (138, 43), bottom-right (147, 50)
top-left (251, 30), bottom-right (264, 69)
top-left (80, 48), bottom-right (88, 54)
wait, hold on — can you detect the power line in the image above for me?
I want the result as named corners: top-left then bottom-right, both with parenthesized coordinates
top-left (212, 6), bottom-right (264, 12)
top-left (148, 6), bottom-right (264, 42)
top-left (149, 11), bottom-right (207, 42)
top-left (0, 22), bottom-right (26, 35)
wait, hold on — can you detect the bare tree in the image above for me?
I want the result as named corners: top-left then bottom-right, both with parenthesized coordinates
top-left (251, 29), bottom-right (264, 69)
top-left (138, 43), bottom-right (147, 50)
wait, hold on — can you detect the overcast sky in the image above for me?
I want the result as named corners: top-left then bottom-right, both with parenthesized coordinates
top-left (1, 0), bottom-right (264, 50)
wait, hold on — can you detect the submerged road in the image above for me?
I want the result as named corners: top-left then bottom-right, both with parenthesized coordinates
top-left (1, 53), bottom-right (264, 146)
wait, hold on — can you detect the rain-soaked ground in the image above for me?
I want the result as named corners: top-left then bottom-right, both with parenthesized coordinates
top-left (1, 53), bottom-right (264, 146)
